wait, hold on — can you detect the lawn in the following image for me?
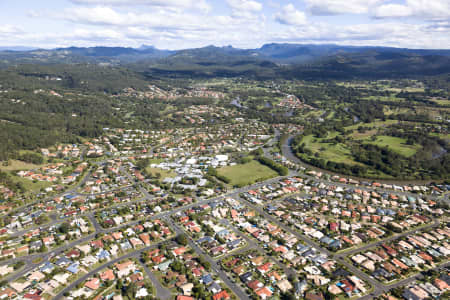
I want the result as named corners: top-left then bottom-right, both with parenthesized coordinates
top-left (217, 160), bottom-right (278, 186)
top-left (145, 167), bottom-right (176, 179)
top-left (365, 135), bottom-right (421, 157)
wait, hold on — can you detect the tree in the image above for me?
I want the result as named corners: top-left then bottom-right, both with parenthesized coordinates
top-left (176, 234), bottom-right (188, 246)
top-left (136, 158), bottom-right (150, 171)
top-left (59, 222), bottom-right (70, 234)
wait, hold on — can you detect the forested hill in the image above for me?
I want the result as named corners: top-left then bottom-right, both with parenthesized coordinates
top-left (0, 44), bottom-right (449, 80)
top-left (283, 51), bottom-right (450, 80)
top-left (0, 64), bottom-right (151, 161)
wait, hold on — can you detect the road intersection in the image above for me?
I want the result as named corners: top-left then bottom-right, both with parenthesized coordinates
top-left (2, 143), bottom-right (448, 300)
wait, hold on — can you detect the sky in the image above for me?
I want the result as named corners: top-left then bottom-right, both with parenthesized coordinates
top-left (0, 0), bottom-right (449, 50)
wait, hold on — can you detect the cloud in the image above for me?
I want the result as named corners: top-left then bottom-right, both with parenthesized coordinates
top-left (44, 4), bottom-right (267, 49)
top-left (275, 4), bottom-right (307, 26)
top-left (70, 0), bottom-right (211, 12)
top-left (0, 25), bottom-right (22, 36)
top-left (227, 0), bottom-right (262, 12)
top-left (2, 0), bottom-right (450, 50)
top-left (373, 0), bottom-right (450, 21)
top-left (268, 21), bottom-right (450, 49)
top-left (63, 6), bottom-right (212, 30)
top-left (227, 0), bottom-right (263, 18)
top-left (305, 0), bottom-right (385, 15)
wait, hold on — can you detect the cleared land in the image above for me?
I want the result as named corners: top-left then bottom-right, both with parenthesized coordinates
top-left (145, 167), bottom-right (176, 179)
top-left (10, 175), bottom-right (53, 192)
top-left (0, 160), bottom-right (45, 171)
top-left (217, 160), bottom-right (278, 186)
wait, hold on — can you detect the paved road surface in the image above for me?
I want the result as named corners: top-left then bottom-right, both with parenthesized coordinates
top-left (53, 242), bottom-right (166, 300)
top-left (166, 218), bottom-right (251, 300)
top-left (137, 259), bottom-right (171, 300)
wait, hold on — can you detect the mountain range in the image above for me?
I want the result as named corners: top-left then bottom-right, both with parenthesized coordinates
top-left (1, 43), bottom-right (449, 79)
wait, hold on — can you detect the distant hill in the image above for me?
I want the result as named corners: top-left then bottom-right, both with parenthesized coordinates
top-left (253, 43), bottom-right (450, 63)
top-left (283, 50), bottom-right (450, 80)
top-left (0, 46), bottom-right (37, 51)
top-left (0, 46), bottom-right (174, 66)
top-left (0, 43), bottom-right (449, 79)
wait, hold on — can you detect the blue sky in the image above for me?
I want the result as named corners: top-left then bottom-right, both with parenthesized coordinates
top-left (0, 0), bottom-right (449, 49)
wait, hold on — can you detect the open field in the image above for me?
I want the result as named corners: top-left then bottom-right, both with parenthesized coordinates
top-left (10, 175), bottom-right (53, 192)
top-left (0, 160), bottom-right (45, 171)
top-left (344, 120), bottom-right (397, 131)
top-left (350, 129), bottom-right (378, 140)
top-left (145, 167), bottom-right (176, 179)
top-left (431, 99), bottom-right (450, 106)
top-left (383, 107), bottom-right (412, 116)
top-left (300, 134), bottom-right (359, 165)
top-left (365, 135), bottom-right (420, 157)
top-left (363, 95), bottom-right (405, 102)
top-left (218, 160), bottom-right (278, 186)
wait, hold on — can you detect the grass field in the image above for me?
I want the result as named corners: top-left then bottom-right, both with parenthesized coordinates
top-left (365, 135), bottom-right (420, 157)
top-left (0, 160), bottom-right (45, 171)
top-left (300, 134), bottom-right (359, 165)
top-left (363, 95), bottom-right (405, 102)
top-left (145, 167), bottom-right (176, 179)
top-left (383, 107), bottom-right (412, 116)
top-left (351, 129), bottom-right (377, 140)
top-left (217, 160), bottom-right (278, 186)
top-left (344, 120), bottom-right (397, 131)
top-left (10, 175), bottom-right (53, 192)
top-left (431, 99), bottom-right (450, 106)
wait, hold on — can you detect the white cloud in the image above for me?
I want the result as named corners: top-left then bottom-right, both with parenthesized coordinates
top-left (227, 0), bottom-right (263, 19)
top-left (268, 21), bottom-right (450, 49)
top-left (373, 0), bottom-right (450, 20)
top-left (305, 0), bottom-right (385, 15)
top-left (1, 0), bottom-right (449, 50)
top-left (70, 0), bottom-right (211, 12)
top-left (227, 0), bottom-right (262, 12)
top-left (0, 25), bottom-right (22, 36)
top-left (40, 4), bottom-right (267, 49)
top-left (63, 6), bottom-right (212, 30)
top-left (275, 4), bottom-right (307, 26)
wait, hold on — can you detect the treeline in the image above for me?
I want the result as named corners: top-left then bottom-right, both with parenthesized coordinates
top-left (351, 144), bottom-right (409, 178)
top-left (294, 135), bottom-right (449, 179)
top-left (207, 168), bottom-right (231, 184)
top-left (257, 157), bottom-right (289, 176)
top-left (0, 123), bottom-right (66, 161)
top-left (17, 152), bottom-right (44, 164)
top-left (294, 143), bottom-right (369, 177)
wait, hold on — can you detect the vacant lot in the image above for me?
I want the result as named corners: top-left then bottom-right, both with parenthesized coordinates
top-left (10, 174), bottom-right (53, 192)
top-left (218, 160), bottom-right (278, 186)
top-left (145, 167), bottom-right (176, 179)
